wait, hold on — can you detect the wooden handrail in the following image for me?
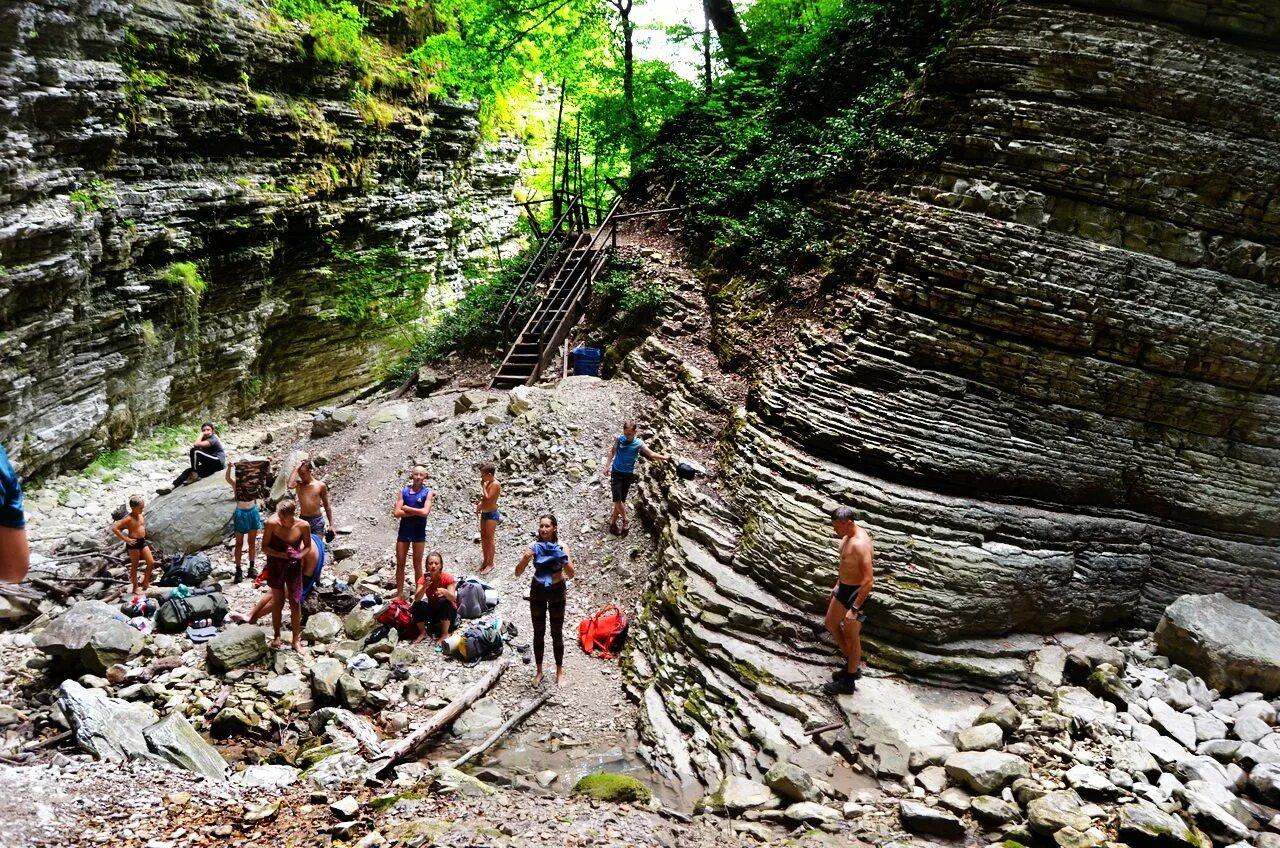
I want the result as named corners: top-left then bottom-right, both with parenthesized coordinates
top-left (495, 193), bottom-right (585, 334)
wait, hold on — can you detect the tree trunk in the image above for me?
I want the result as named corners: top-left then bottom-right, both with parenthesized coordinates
top-left (702, 0), bottom-right (749, 68)
top-left (702, 10), bottom-right (713, 94)
top-left (363, 657), bottom-right (512, 779)
top-left (621, 0), bottom-right (636, 142)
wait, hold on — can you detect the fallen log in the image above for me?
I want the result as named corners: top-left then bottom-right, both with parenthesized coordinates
top-left (449, 690), bottom-right (553, 770)
top-left (364, 657), bottom-right (512, 779)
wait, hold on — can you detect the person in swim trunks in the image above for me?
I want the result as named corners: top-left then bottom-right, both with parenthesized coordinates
top-left (225, 457), bottom-right (269, 583)
top-left (288, 458), bottom-right (335, 541)
top-left (261, 498), bottom-right (311, 652)
top-left (235, 532), bottom-right (323, 630)
top-left (475, 463), bottom-right (502, 575)
top-left (393, 465), bottom-right (433, 598)
top-left (823, 505), bottom-right (874, 696)
top-left (603, 419), bottom-right (670, 535)
top-left (112, 494), bottom-right (155, 595)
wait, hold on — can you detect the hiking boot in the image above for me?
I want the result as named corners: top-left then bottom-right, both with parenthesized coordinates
top-left (233, 568), bottom-right (243, 584)
top-left (172, 471), bottom-right (190, 489)
top-left (830, 666), bottom-right (864, 681)
top-left (822, 675), bottom-right (857, 696)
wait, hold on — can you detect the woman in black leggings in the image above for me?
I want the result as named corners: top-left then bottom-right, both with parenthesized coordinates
top-left (515, 514), bottom-right (575, 688)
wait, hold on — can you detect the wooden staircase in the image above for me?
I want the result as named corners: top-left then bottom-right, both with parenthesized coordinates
top-left (491, 195), bottom-right (622, 389)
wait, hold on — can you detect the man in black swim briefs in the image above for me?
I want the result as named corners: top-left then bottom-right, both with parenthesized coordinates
top-left (823, 505), bottom-right (874, 696)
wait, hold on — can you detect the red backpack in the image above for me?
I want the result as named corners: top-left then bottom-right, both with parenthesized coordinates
top-left (377, 597), bottom-right (414, 635)
top-left (578, 604), bottom-right (630, 660)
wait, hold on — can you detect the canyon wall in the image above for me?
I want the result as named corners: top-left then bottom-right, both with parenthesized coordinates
top-left (0, 0), bottom-right (520, 477)
top-left (626, 0), bottom-right (1280, 790)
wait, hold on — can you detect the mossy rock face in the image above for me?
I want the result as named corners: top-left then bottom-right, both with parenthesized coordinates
top-left (572, 772), bottom-right (652, 803)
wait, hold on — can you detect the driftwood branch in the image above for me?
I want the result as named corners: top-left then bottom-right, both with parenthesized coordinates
top-left (449, 690), bottom-right (553, 770)
top-left (364, 657), bottom-right (512, 779)
top-left (805, 721), bottom-right (844, 736)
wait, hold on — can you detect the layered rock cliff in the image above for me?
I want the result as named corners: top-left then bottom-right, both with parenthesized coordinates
top-left (624, 0), bottom-right (1280, 790)
top-left (0, 0), bottom-right (520, 476)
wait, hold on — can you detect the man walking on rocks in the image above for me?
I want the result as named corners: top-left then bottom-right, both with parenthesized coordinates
top-left (603, 420), bottom-right (670, 535)
top-left (824, 506), bottom-right (873, 696)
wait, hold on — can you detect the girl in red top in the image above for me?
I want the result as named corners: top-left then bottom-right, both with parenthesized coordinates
top-left (412, 551), bottom-right (458, 645)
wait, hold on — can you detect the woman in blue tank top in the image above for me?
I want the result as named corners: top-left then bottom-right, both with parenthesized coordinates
top-left (393, 465), bottom-right (434, 598)
top-left (603, 419), bottom-right (670, 536)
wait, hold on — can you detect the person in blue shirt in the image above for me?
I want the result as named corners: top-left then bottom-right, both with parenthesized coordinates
top-left (0, 443), bottom-right (30, 583)
top-left (602, 420), bottom-right (670, 535)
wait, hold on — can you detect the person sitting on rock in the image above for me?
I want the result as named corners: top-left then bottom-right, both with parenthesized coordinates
top-left (0, 442), bottom-right (29, 583)
top-left (475, 462), bottom-right (502, 575)
top-left (172, 422), bottom-right (226, 488)
top-left (112, 494), bottom-right (155, 595)
top-left (288, 458), bottom-right (335, 542)
top-left (515, 514), bottom-right (575, 688)
top-left (393, 465), bottom-right (433, 598)
top-left (261, 498), bottom-right (311, 652)
top-left (824, 505), bottom-right (874, 696)
top-left (412, 551), bottom-right (459, 646)
top-left (603, 420), bottom-right (670, 535)
top-left (225, 457), bottom-right (268, 584)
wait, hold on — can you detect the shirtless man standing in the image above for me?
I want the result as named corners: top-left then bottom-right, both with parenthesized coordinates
top-left (823, 506), bottom-right (874, 696)
top-left (261, 499), bottom-right (312, 652)
top-left (475, 463), bottom-right (501, 575)
top-left (288, 459), bottom-right (335, 542)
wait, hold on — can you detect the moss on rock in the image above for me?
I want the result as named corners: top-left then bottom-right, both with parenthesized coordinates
top-left (571, 773), bottom-right (652, 803)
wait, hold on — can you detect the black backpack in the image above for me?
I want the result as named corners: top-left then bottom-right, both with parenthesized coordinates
top-left (461, 620), bottom-right (504, 663)
top-left (158, 553), bottom-right (213, 587)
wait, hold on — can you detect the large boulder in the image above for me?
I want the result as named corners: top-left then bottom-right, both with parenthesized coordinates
top-left (368, 403), bottom-right (410, 430)
top-left (765, 760), bottom-right (819, 803)
top-left (1118, 799), bottom-right (1208, 848)
top-left (58, 680), bottom-right (157, 762)
top-left (143, 713), bottom-right (229, 781)
top-left (312, 407), bottom-right (357, 438)
top-left (943, 751), bottom-right (1029, 795)
top-left (147, 473), bottom-right (234, 554)
top-left (302, 612), bottom-right (343, 644)
top-left (1027, 789), bottom-right (1092, 834)
top-left (269, 450), bottom-right (309, 502)
top-left (704, 775), bottom-right (777, 812)
top-left (35, 601), bottom-right (142, 673)
top-left (206, 625), bottom-right (268, 673)
top-left (311, 658), bottom-right (344, 704)
top-left (1154, 594), bottom-right (1280, 696)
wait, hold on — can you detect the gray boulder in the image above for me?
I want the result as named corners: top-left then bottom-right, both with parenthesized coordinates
top-left (143, 713), bottom-right (229, 781)
top-left (971, 795), bottom-right (1020, 825)
top-left (302, 612), bottom-right (343, 644)
top-left (706, 775), bottom-right (776, 812)
top-left (1154, 594), bottom-right (1280, 696)
top-left (454, 392), bottom-right (483, 415)
top-left (944, 751), bottom-right (1028, 794)
top-left (312, 407), bottom-right (357, 438)
top-left (1150, 698), bottom-right (1199, 750)
top-left (434, 766), bottom-right (496, 797)
top-left (1118, 799), bottom-right (1207, 848)
top-left (30, 599), bottom-right (144, 675)
top-left (1054, 687), bottom-right (1117, 730)
top-left (1251, 763), bottom-right (1280, 805)
top-left (957, 722), bottom-right (1004, 751)
top-left (305, 752), bottom-right (367, 789)
top-left (343, 608), bottom-right (377, 641)
top-left (765, 761), bottom-right (818, 803)
top-left (58, 680), bottom-right (157, 762)
top-left (416, 367), bottom-right (449, 397)
top-left (146, 473), bottom-right (234, 554)
top-left (452, 697), bottom-right (504, 738)
top-left (1027, 789), bottom-right (1092, 835)
top-left (206, 625), bottom-right (268, 673)
top-left (899, 801), bottom-right (965, 838)
top-left (338, 674), bottom-right (366, 710)
top-left (977, 702), bottom-right (1022, 735)
top-left (312, 658), bottom-right (344, 704)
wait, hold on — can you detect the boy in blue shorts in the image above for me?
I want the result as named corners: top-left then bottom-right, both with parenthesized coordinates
top-left (603, 420), bottom-right (670, 535)
top-left (225, 457), bottom-right (268, 583)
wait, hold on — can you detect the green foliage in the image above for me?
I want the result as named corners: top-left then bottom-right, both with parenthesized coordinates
top-left (592, 267), bottom-right (668, 322)
top-left (322, 240), bottom-right (440, 325)
top-left (69, 180), bottom-right (114, 213)
top-left (384, 250), bottom-right (536, 381)
top-left (652, 0), bottom-right (981, 284)
top-left (83, 425), bottom-right (197, 482)
top-left (273, 0), bottom-right (372, 66)
top-left (161, 261), bottom-right (207, 297)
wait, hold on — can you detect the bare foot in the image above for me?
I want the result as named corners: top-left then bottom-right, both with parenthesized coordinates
top-left (532, 670), bottom-right (544, 688)
top-left (292, 641), bottom-right (307, 655)
top-left (556, 667), bottom-right (567, 688)
top-left (477, 564), bottom-right (493, 576)
top-left (270, 638), bottom-right (282, 649)
top-left (230, 613), bottom-right (249, 624)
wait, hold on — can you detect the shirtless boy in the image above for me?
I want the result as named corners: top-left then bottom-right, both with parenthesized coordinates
top-left (823, 506), bottom-right (874, 696)
top-left (112, 495), bottom-right (155, 595)
top-left (261, 499), bottom-right (312, 652)
top-left (475, 463), bottom-right (501, 575)
top-left (288, 459), bottom-right (335, 541)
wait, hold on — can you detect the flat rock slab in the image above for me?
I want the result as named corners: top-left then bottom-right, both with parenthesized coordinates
top-left (143, 712), bottom-right (229, 781)
top-left (1155, 593), bottom-right (1280, 696)
top-left (34, 601), bottom-right (124, 657)
top-left (59, 680), bottom-right (158, 762)
top-left (839, 676), bottom-right (985, 779)
top-left (206, 625), bottom-right (268, 673)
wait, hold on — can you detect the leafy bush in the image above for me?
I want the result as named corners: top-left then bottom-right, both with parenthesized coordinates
top-left (161, 261), bottom-right (207, 297)
top-left (323, 241), bottom-right (437, 325)
top-left (384, 252), bottom-right (537, 382)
